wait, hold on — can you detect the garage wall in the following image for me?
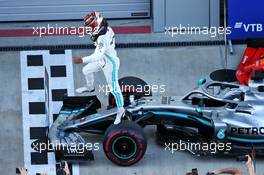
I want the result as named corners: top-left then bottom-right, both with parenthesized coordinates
top-left (152, 0), bottom-right (220, 32)
top-left (165, 0), bottom-right (210, 27)
top-left (0, 0), bottom-right (150, 22)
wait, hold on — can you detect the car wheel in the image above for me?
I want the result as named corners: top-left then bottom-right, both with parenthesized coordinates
top-left (103, 121), bottom-right (147, 166)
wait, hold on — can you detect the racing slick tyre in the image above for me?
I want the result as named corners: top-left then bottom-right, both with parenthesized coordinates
top-left (103, 121), bottom-right (147, 166)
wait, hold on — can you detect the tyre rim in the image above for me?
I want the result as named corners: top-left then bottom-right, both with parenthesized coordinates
top-left (112, 136), bottom-right (137, 160)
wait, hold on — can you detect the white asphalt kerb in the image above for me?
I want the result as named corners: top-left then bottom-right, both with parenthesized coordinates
top-left (20, 50), bottom-right (78, 175)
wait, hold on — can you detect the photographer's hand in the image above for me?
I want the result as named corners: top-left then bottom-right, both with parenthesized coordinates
top-left (19, 168), bottom-right (28, 175)
top-left (63, 161), bottom-right (71, 175)
top-left (245, 155), bottom-right (256, 175)
top-left (208, 168), bottom-right (242, 175)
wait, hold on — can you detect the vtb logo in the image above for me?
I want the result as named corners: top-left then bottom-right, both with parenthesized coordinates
top-left (234, 22), bottom-right (263, 32)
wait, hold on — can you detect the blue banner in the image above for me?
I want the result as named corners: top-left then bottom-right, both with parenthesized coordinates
top-left (228, 0), bottom-right (264, 40)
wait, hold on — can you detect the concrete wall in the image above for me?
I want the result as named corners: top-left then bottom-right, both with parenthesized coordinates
top-left (0, 52), bottom-right (24, 174)
top-left (152, 0), bottom-right (220, 32)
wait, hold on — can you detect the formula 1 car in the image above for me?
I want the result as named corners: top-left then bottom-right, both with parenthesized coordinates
top-left (48, 75), bottom-right (264, 166)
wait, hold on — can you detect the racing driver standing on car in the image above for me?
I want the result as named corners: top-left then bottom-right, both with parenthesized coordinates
top-left (73, 12), bottom-right (124, 125)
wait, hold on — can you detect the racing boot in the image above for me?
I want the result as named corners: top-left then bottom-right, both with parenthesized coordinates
top-left (114, 107), bottom-right (125, 125)
top-left (76, 86), bottom-right (95, 94)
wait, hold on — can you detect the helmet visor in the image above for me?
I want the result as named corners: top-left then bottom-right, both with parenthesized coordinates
top-left (84, 16), bottom-right (95, 26)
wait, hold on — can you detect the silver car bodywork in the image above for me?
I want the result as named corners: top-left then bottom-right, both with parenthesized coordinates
top-left (49, 80), bottom-right (264, 161)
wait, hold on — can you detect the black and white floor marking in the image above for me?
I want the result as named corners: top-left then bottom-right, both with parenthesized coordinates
top-left (20, 50), bottom-right (79, 175)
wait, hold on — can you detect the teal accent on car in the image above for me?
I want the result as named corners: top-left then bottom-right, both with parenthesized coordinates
top-left (197, 78), bottom-right (206, 87)
top-left (195, 107), bottom-right (203, 113)
top-left (59, 110), bottom-right (72, 114)
top-left (151, 111), bottom-right (212, 127)
top-left (228, 136), bottom-right (264, 143)
top-left (217, 129), bottom-right (226, 139)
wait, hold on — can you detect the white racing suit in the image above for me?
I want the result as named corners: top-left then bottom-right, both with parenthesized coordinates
top-left (81, 27), bottom-right (124, 124)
